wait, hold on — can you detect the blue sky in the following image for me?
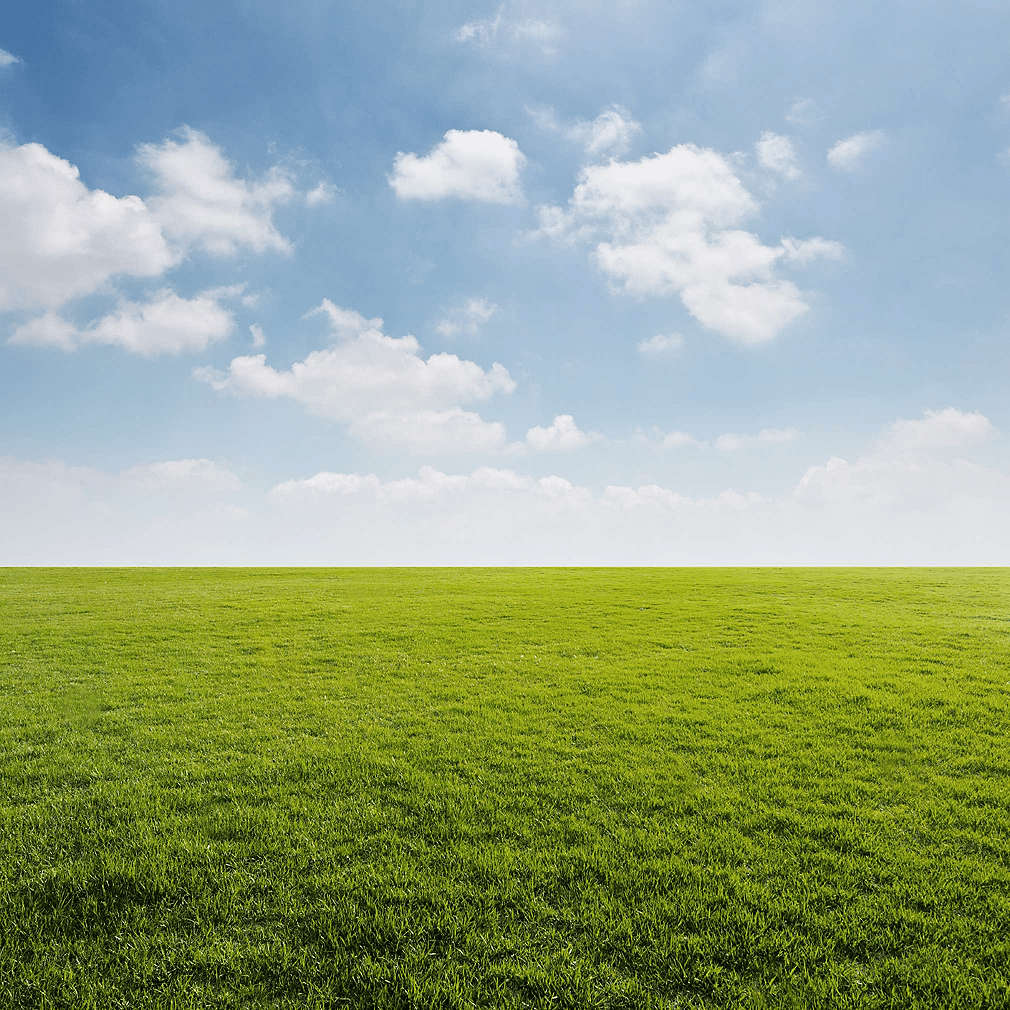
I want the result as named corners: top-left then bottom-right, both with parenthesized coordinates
top-left (2, 0), bottom-right (1010, 562)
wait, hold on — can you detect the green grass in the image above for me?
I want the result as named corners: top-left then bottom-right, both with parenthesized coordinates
top-left (2, 568), bottom-right (1010, 1008)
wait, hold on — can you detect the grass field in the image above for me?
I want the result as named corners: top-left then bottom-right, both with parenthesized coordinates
top-left (2, 568), bottom-right (1010, 1008)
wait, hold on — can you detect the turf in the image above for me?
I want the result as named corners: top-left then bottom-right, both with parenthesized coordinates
top-left (2, 568), bottom-right (1009, 1009)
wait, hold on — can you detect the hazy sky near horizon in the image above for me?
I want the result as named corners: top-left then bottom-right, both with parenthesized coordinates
top-left (3, 0), bottom-right (1010, 562)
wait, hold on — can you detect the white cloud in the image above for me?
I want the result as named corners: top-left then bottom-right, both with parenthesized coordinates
top-left (305, 181), bottom-right (337, 206)
top-left (827, 130), bottom-right (885, 172)
top-left (196, 301), bottom-right (516, 452)
top-left (8, 314), bottom-right (78, 351)
top-left (715, 427), bottom-right (798, 451)
top-left (0, 456), bottom-right (249, 563)
top-left (529, 203), bottom-right (582, 244)
top-left (307, 299), bottom-right (383, 337)
top-left (0, 129), bottom-right (305, 315)
top-left (711, 489), bottom-right (766, 510)
top-left (525, 414), bottom-right (597, 451)
top-left (661, 430), bottom-right (701, 449)
top-left (273, 465), bottom-right (593, 507)
top-left (531, 104), bottom-right (642, 159)
top-left (796, 408), bottom-right (999, 508)
top-left (455, 7), bottom-right (562, 54)
top-left (0, 141), bottom-right (175, 312)
top-left (637, 333), bottom-right (684, 356)
top-left (576, 106), bottom-right (642, 159)
top-left (0, 48), bottom-right (21, 67)
top-left (603, 484), bottom-right (690, 509)
top-left (10, 288), bottom-right (236, 356)
top-left (272, 463), bottom-right (764, 515)
top-left (137, 126), bottom-right (295, 255)
top-left (785, 98), bottom-right (818, 127)
top-left (122, 458), bottom-right (241, 492)
top-left (603, 484), bottom-right (763, 510)
top-left (275, 465), bottom-right (759, 515)
top-left (642, 426), bottom-right (794, 451)
top-left (755, 131), bottom-right (801, 181)
top-left (352, 409), bottom-right (509, 454)
top-left (795, 454), bottom-right (1008, 511)
top-left (5, 409), bottom-right (1008, 563)
top-left (795, 455), bottom-right (883, 506)
top-left (534, 144), bottom-right (840, 343)
top-left (435, 297), bottom-right (499, 337)
top-left (276, 465), bottom-right (473, 502)
top-left (779, 236), bottom-right (845, 264)
top-left (455, 9), bottom-right (504, 45)
top-left (881, 407), bottom-right (994, 453)
top-left (389, 130), bottom-right (525, 204)
top-left (789, 409), bottom-right (993, 511)
top-left (249, 323), bottom-right (266, 348)
top-left (509, 18), bottom-right (562, 53)
top-left (565, 144), bottom-right (756, 224)
top-left (258, 464), bottom-right (778, 562)
top-left (4, 456), bottom-right (240, 497)
top-left (272, 471), bottom-right (383, 498)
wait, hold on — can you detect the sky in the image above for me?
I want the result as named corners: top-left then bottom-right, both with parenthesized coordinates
top-left (2, 0), bottom-right (1010, 563)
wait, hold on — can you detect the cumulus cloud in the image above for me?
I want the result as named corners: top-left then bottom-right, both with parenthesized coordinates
top-left (0, 456), bottom-right (248, 563)
top-left (637, 333), bottom-right (684, 356)
top-left (455, 7), bottom-right (562, 54)
top-left (352, 409), bottom-right (509, 454)
top-left (8, 315), bottom-right (78, 351)
top-left (530, 104), bottom-right (642, 159)
top-left (525, 414), bottom-right (598, 451)
top-left (880, 407), bottom-right (994, 453)
top-left (305, 181), bottom-right (337, 206)
top-left (273, 465), bottom-right (594, 510)
top-left (606, 485), bottom-right (763, 510)
top-left (795, 454), bottom-right (1009, 511)
top-left (0, 141), bottom-right (175, 312)
top-left (715, 427), bottom-right (798, 451)
top-left (0, 129), bottom-right (304, 317)
top-left (534, 143), bottom-right (841, 343)
top-left (276, 465), bottom-right (523, 502)
top-left (308, 300), bottom-right (383, 337)
top-left (122, 458), bottom-right (242, 492)
top-left (6, 409), bottom-right (1007, 563)
top-left (138, 126), bottom-right (295, 255)
top-left (755, 131), bottom-right (801, 180)
top-left (271, 465), bottom-right (759, 515)
top-left (455, 10), bottom-right (504, 45)
top-left (660, 430), bottom-right (702, 449)
top-left (260, 463), bottom-right (773, 562)
top-left (435, 297), bottom-right (498, 337)
top-left (573, 106), bottom-right (642, 159)
top-left (3, 456), bottom-right (240, 497)
top-left (0, 48), bottom-right (21, 67)
top-left (638, 425), bottom-right (798, 452)
top-left (11, 288), bottom-right (237, 355)
top-left (389, 130), bottom-right (525, 204)
top-left (0, 456), bottom-right (242, 515)
top-left (779, 236), bottom-right (845, 264)
top-left (827, 130), bottom-right (885, 171)
top-left (796, 408), bottom-right (998, 508)
top-left (196, 300), bottom-right (516, 452)
top-left (785, 98), bottom-right (818, 127)
top-left (602, 484), bottom-right (691, 509)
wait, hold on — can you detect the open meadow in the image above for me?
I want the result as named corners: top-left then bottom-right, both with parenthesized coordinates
top-left (2, 568), bottom-right (1009, 1009)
